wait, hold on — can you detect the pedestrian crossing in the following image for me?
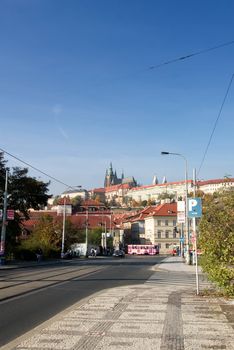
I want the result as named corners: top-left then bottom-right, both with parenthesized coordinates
top-left (146, 270), bottom-right (212, 290)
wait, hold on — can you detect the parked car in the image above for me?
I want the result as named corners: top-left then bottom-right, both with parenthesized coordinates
top-left (61, 250), bottom-right (73, 259)
top-left (113, 249), bottom-right (125, 258)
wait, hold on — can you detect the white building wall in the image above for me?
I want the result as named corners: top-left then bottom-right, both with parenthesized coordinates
top-left (144, 217), bottom-right (155, 244)
top-left (145, 215), bottom-right (179, 254)
top-left (127, 179), bottom-right (234, 203)
top-left (128, 182), bottom-right (193, 202)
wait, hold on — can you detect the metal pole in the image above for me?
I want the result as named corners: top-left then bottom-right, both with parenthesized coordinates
top-left (61, 196), bottom-right (66, 258)
top-left (184, 157), bottom-right (190, 265)
top-left (85, 208), bottom-right (88, 256)
top-left (104, 221), bottom-right (107, 250)
top-left (161, 152), bottom-right (190, 264)
top-left (193, 168), bottom-right (199, 295)
top-left (180, 223), bottom-right (184, 258)
top-left (0, 170), bottom-right (8, 264)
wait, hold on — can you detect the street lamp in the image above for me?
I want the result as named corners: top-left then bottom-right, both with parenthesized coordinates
top-left (85, 207), bottom-right (89, 257)
top-left (61, 196), bottom-right (66, 258)
top-left (0, 170), bottom-right (8, 265)
top-left (61, 185), bottom-right (82, 258)
top-left (161, 151), bottom-right (190, 264)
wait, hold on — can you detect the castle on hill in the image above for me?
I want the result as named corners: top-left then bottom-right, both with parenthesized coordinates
top-left (104, 162), bottom-right (137, 188)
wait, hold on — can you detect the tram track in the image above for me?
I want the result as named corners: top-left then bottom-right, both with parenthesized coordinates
top-left (0, 264), bottom-right (107, 303)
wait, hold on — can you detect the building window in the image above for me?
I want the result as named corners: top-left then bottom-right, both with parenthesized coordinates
top-left (158, 243), bottom-right (161, 248)
top-left (173, 220), bottom-right (176, 226)
top-left (166, 243), bottom-right (170, 249)
top-left (173, 232), bottom-right (177, 238)
top-left (157, 231), bottom-right (161, 238)
top-left (165, 231), bottom-right (169, 238)
top-left (165, 220), bottom-right (168, 226)
top-left (157, 220), bottom-right (161, 226)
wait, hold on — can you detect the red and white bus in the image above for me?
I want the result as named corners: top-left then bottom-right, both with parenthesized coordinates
top-left (127, 244), bottom-right (160, 255)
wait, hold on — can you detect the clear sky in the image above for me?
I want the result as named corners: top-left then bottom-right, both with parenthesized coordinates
top-left (0, 0), bottom-right (234, 195)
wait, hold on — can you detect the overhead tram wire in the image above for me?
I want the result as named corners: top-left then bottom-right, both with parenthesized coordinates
top-left (147, 40), bottom-right (234, 71)
top-left (0, 147), bottom-right (74, 189)
top-left (92, 40), bottom-right (234, 89)
top-left (197, 73), bottom-right (234, 177)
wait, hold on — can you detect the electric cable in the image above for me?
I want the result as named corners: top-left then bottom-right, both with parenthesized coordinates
top-left (92, 40), bottom-right (234, 89)
top-left (197, 73), bottom-right (234, 177)
top-left (0, 147), bottom-right (75, 189)
top-left (147, 40), bottom-right (234, 71)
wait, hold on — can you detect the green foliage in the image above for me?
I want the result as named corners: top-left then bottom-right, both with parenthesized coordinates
top-left (52, 196), bottom-right (60, 205)
top-left (199, 189), bottom-right (234, 296)
top-left (0, 154), bottom-right (51, 255)
top-left (8, 167), bottom-right (51, 218)
top-left (88, 227), bottom-right (103, 246)
top-left (20, 215), bottom-right (61, 258)
top-left (158, 192), bottom-right (175, 200)
top-left (18, 215), bottom-right (85, 259)
top-left (71, 195), bottom-right (83, 212)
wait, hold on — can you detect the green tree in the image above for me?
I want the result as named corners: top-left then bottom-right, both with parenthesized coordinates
top-left (19, 215), bottom-right (84, 258)
top-left (71, 195), bottom-right (83, 212)
top-left (8, 167), bottom-right (50, 218)
top-left (88, 227), bottom-right (103, 246)
top-left (157, 192), bottom-right (175, 200)
top-left (199, 189), bottom-right (234, 296)
top-left (52, 195), bottom-right (60, 205)
top-left (0, 154), bottom-right (51, 256)
top-left (19, 215), bottom-right (60, 258)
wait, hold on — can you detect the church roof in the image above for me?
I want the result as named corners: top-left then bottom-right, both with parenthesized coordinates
top-left (122, 176), bottom-right (136, 184)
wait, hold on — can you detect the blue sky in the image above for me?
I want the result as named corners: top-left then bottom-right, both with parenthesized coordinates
top-left (0, 0), bottom-right (234, 195)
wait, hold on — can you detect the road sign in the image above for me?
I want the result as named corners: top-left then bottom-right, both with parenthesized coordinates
top-left (177, 201), bottom-right (185, 223)
top-left (188, 198), bottom-right (202, 218)
top-left (7, 209), bottom-right (14, 220)
top-left (177, 201), bottom-right (185, 212)
top-left (177, 211), bottom-right (185, 223)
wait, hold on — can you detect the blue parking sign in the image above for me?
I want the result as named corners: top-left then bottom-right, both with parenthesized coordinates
top-left (188, 198), bottom-right (202, 218)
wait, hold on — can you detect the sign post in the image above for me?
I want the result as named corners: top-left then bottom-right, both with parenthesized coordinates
top-left (188, 197), bottom-right (202, 295)
top-left (177, 201), bottom-right (185, 257)
top-left (0, 171), bottom-right (8, 264)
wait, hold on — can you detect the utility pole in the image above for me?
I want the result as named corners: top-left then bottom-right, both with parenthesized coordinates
top-left (0, 170), bottom-right (8, 265)
top-left (85, 208), bottom-right (88, 257)
top-left (104, 221), bottom-right (107, 250)
top-left (193, 168), bottom-right (199, 295)
top-left (161, 151), bottom-right (190, 264)
top-left (61, 196), bottom-right (66, 258)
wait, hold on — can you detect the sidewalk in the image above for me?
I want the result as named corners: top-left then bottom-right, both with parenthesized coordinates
top-left (2, 256), bottom-right (234, 350)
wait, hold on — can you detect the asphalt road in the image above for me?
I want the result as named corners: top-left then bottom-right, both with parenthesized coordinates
top-left (0, 255), bottom-right (165, 347)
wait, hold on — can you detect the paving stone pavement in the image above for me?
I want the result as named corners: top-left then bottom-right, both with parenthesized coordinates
top-left (3, 257), bottom-right (234, 350)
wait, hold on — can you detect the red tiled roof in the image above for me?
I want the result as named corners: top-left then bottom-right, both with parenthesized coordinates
top-left (90, 188), bottom-right (105, 193)
top-left (105, 183), bottom-right (131, 192)
top-left (21, 210), bottom-right (116, 230)
top-left (197, 178), bottom-right (234, 186)
top-left (57, 196), bottom-right (72, 205)
top-left (146, 202), bottom-right (177, 217)
top-left (129, 178), bottom-right (234, 192)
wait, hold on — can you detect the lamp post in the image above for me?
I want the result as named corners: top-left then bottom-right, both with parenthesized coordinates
top-left (161, 151), bottom-right (190, 264)
top-left (85, 207), bottom-right (89, 257)
top-left (0, 170), bottom-right (8, 264)
top-left (61, 185), bottom-right (82, 258)
top-left (61, 196), bottom-right (66, 258)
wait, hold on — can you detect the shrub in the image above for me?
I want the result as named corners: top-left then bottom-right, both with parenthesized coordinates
top-left (199, 189), bottom-right (234, 296)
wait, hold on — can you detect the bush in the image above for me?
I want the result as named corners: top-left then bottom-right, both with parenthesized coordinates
top-left (199, 189), bottom-right (234, 296)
